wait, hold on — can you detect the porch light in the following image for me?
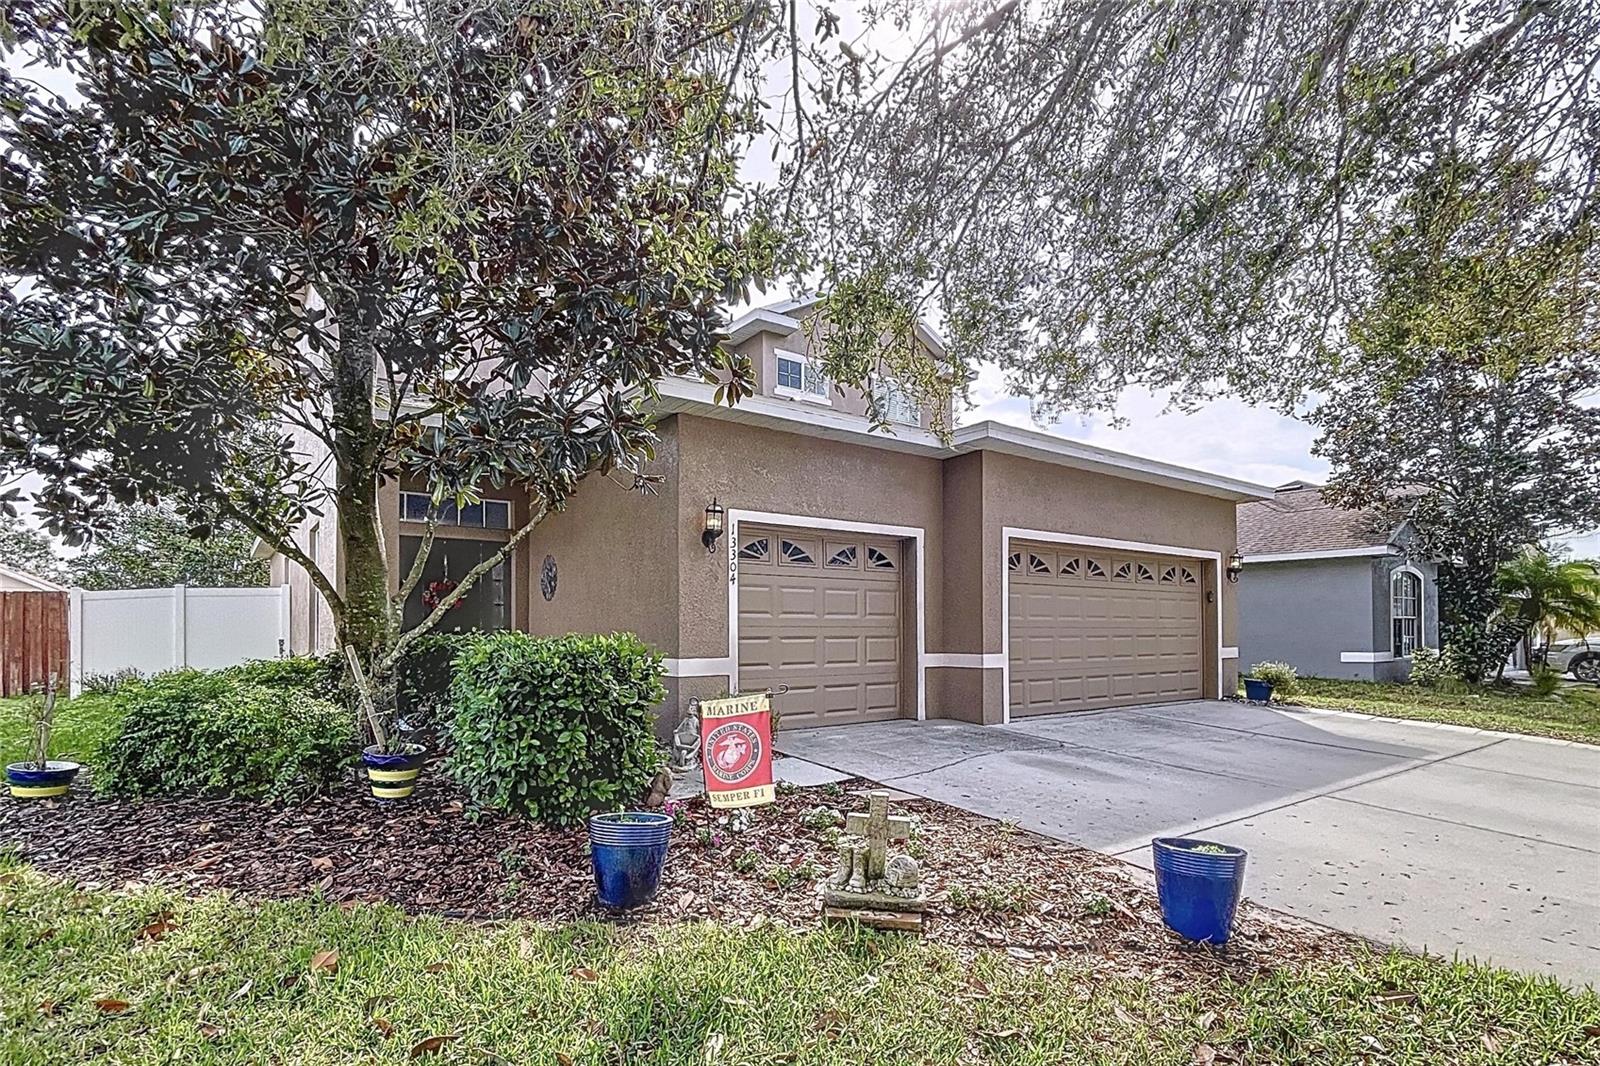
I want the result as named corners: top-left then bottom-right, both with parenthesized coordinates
top-left (1226, 551), bottom-right (1244, 583)
top-left (702, 498), bottom-right (725, 554)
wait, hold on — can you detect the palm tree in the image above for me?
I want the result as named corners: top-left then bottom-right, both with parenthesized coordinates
top-left (1493, 548), bottom-right (1600, 678)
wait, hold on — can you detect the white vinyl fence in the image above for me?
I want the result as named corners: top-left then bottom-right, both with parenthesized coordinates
top-left (69, 585), bottom-right (291, 695)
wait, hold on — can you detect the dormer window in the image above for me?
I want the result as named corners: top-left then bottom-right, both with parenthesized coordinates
top-left (872, 379), bottom-right (921, 426)
top-left (775, 350), bottom-right (830, 404)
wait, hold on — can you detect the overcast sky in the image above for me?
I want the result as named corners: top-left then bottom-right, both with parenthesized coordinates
top-left (953, 363), bottom-right (1600, 558)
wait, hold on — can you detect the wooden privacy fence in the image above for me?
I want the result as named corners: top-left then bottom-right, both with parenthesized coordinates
top-left (0, 591), bottom-right (69, 697)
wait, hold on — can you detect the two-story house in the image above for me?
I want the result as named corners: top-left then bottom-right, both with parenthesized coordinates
top-left (272, 296), bottom-right (1270, 735)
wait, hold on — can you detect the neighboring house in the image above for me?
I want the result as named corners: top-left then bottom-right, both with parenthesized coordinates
top-left (0, 564), bottom-right (67, 593)
top-left (1236, 482), bottom-right (1438, 682)
top-left (271, 297), bottom-right (1270, 734)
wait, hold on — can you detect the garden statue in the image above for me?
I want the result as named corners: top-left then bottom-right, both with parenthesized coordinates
top-left (641, 766), bottom-right (673, 809)
top-left (823, 790), bottom-right (926, 931)
top-left (669, 701), bottom-right (701, 773)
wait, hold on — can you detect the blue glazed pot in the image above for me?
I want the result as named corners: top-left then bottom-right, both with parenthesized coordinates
top-left (588, 812), bottom-right (673, 910)
top-left (361, 744), bottom-right (427, 800)
top-left (1152, 837), bottom-right (1247, 944)
top-left (6, 760), bottom-right (81, 800)
top-left (1242, 677), bottom-right (1274, 703)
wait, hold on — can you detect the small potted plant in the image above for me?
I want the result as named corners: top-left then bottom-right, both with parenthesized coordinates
top-left (345, 648), bottom-right (427, 801)
top-left (5, 677), bottom-right (81, 800)
top-left (1242, 660), bottom-right (1297, 703)
top-left (1151, 836), bottom-right (1248, 944)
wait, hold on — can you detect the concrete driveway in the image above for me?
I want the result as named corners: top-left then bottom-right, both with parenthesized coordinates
top-left (777, 700), bottom-right (1600, 985)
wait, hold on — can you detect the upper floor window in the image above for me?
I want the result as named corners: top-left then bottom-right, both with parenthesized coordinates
top-left (775, 350), bottom-right (830, 404)
top-left (400, 491), bottom-right (511, 530)
top-left (1391, 568), bottom-right (1422, 657)
top-left (872, 380), bottom-right (921, 426)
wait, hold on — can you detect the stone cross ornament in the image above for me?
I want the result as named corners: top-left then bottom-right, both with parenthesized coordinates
top-left (824, 789), bottom-right (927, 931)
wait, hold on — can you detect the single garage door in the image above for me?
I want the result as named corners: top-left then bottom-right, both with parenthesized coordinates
top-left (1008, 542), bottom-right (1204, 716)
top-left (736, 525), bottom-right (904, 728)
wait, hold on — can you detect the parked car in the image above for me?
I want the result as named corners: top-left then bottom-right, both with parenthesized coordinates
top-left (1539, 637), bottom-right (1600, 684)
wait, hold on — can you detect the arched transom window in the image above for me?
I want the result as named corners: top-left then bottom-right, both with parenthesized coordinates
top-left (1391, 568), bottom-right (1422, 657)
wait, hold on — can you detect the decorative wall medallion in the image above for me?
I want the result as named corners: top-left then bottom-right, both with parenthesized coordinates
top-left (540, 555), bottom-right (558, 601)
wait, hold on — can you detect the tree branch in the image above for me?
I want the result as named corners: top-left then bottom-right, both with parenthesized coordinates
top-left (384, 496), bottom-right (549, 669)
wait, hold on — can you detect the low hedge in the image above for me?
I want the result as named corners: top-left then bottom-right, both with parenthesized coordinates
top-left (446, 632), bottom-right (665, 824)
top-left (221, 656), bottom-right (347, 700)
top-left (96, 670), bottom-right (355, 800)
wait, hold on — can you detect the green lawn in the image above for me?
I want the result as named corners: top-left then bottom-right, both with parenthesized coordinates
top-left (1282, 678), bottom-right (1600, 744)
top-left (0, 694), bottom-right (119, 770)
top-left (0, 865), bottom-right (1596, 1065)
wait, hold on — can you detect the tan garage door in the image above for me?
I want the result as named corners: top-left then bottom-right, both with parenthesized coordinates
top-left (736, 525), bottom-right (903, 728)
top-left (1008, 542), bottom-right (1204, 717)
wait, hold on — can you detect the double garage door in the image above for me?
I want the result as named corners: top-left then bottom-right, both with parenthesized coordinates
top-left (735, 525), bottom-right (903, 729)
top-left (1008, 542), bottom-right (1206, 716)
top-left (735, 526), bottom-right (1206, 727)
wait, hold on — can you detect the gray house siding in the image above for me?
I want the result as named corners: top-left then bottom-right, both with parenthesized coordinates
top-left (1238, 555), bottom-right (1438, 682)
top-left (1238, 557), bottom-right (1376, 679)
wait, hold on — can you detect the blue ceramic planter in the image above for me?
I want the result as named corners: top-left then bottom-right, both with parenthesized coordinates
top-left (6, 760), bottom-right (81, 800)
top-left (1152, 837), bottom-right (1247, 944)
top-left (1242, 677), bottom-right (1274, 703)
top-left (361, 744), bottom-right (427, 800)
top-left (588, 812), bottom-right (672, 910)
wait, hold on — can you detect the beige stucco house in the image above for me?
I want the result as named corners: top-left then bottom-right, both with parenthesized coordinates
top-left (273, 297), bottom-right (1270, 734)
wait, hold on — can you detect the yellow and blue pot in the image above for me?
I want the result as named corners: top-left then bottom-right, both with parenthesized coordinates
top-left (6, 760), bottom-right (82, 800)
top-left (361, 744), bottom-right (427, 800)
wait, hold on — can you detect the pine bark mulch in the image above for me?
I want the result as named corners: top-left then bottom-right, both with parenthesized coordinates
top-left (0, 766), bottom-right (1367, 993)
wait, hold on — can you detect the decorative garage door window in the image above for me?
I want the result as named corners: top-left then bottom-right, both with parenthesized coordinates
top-left (738, 537), bottom-right (770, 562)
top-left (1012, 547), bottom-right (1201, 590)
top-left (826, 544), bottom-right (858, 568)
top-left (780, 539), bottom-right (817, 566)
top-left (866, 545), bottom-right (897, 570)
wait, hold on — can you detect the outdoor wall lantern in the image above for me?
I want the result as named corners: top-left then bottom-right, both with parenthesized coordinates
top-left (1226, 551), bottom-right (1244, 583)
top-left (702, 497), bottom-right (726, 555)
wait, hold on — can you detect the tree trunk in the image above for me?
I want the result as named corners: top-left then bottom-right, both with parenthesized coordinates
top-left (331, 300), bottom-right (398, 742)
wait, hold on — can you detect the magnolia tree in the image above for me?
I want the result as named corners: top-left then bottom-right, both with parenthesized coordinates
top-left (0, 0), bottom-right (785, 721)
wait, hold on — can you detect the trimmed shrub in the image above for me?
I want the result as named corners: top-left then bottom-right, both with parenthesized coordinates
top-left (221, 656), bottom-right (346, 701)
top-left (1408, 646), bottom-right (1446, 687)
top-left (396, 632), bottom-right (482, 738)
top-left (96, 670), bottom-right (355, 800)
top-left (447, 632), bottom-right (665, 824)
top-left (1247, 660), bottom-right (1299, 696)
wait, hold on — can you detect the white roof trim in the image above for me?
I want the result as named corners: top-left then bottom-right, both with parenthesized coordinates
top-left (723, 307), bottom-right (802, 346)
top-left (1243, 545), bottom-right (1399, 563)
top-left (0, 563), bottom-right (67, 592)
top-left (650, 382), bottom-right (1272, 501)
top-left (951, 421), bottom-right (1275, 502)
top-left (725, 297), bottom-right (950, 360)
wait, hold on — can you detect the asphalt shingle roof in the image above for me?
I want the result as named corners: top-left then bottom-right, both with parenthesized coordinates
top-left (1236, 483), bottom-right (1395, 555)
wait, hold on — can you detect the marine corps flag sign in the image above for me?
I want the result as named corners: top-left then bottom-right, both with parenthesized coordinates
top-left (699, 692), bottom-right (775, 809)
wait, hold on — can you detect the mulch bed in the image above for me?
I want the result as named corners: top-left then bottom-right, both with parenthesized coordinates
top-left (0, 761), bottom-right (1366, 992)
